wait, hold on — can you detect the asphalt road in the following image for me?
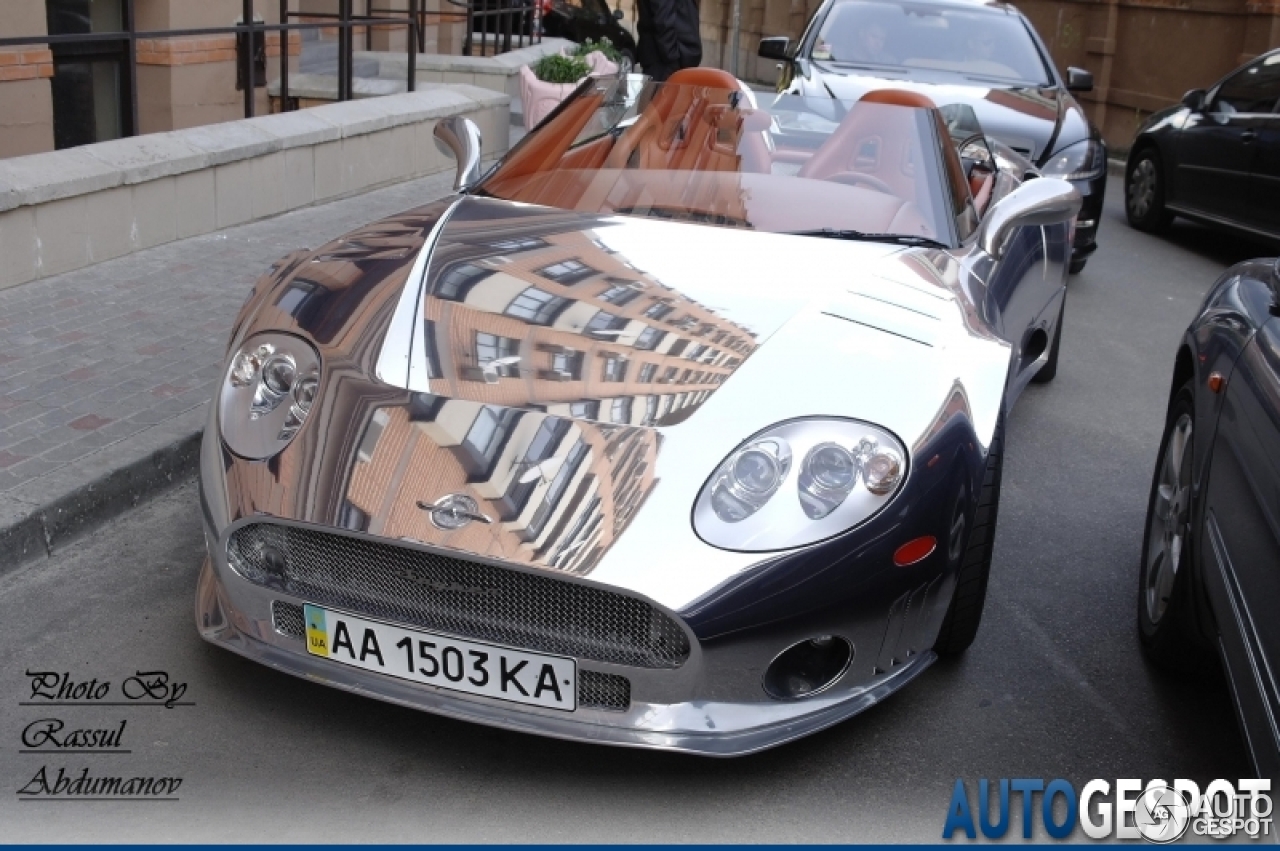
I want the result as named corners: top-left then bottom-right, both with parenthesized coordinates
top-left (0, 178), bottom-right (1271, 842)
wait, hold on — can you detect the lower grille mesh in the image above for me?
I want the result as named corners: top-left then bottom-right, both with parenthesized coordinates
top-left (578, 670), bottom-right (631, 711)
top-left (230, 523), bottom-right (689, 669)
top-left (272, 600), bottom-right (305, 638)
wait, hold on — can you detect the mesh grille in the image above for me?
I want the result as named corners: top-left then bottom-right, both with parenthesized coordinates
top-left (578, 670), bottom-right (631, 711)
top-left (227, 523), bottom-right (690, 669)
top-left (272, 600), bottom-right (306, 638)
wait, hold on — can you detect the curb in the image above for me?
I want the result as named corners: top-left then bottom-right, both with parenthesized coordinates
top-left (0, 405), bottom-right (206, 576)
top-left (1108, 157), bottom-right (1126, 177)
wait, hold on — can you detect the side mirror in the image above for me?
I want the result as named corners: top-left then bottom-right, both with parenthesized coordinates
top-left (613, 8), bottom-right (623, 19)
top-left (1065, 66), bottom-right (1093, 93)
top-left (979, 178), bottom-right (1082, 260)
top-left (1181, 88), bottom-right (1206, 112)
top-left (434, 116), bottom-right (483, 191)
top-left (758, 36), bottom-right (790, 61)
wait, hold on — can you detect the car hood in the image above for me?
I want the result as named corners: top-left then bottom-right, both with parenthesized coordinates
top-left (799, 66), bottom-right (1079, 163)
top-left (219, 196), bottom-right (1009, 612)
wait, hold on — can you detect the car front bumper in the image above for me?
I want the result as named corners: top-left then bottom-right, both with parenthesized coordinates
top-left (1068, 170), bottom-right (1108, 263)
top-left (196, 552), bottom-right (937, 756)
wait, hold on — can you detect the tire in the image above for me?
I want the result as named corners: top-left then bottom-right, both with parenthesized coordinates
top-left (1125, 147), bottom-right (1175, 233)
top-left (1137, 381), bottom-right (1215, 672)
top-left (1031, 294), bottom-right (1064, 384)
top-left (935, 415), bottom-right (1004, 655)
top-left (1068, 256), bottom-right (1087, 275)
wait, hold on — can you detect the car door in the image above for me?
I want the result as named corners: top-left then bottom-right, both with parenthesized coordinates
top-left (1173, 56), bottom-right (1280, 223)
top-left (1247, 88), bottom-right (1280, 236)
top-left (1199, 316), bottom-right (1280, 778)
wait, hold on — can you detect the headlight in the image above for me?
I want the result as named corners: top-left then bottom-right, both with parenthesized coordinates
top-left (1039, 139), bottom-right (1106, 181)
top-left (694, 418), bottom-right (907, 551)
top-left (219, 332), bottom-right (321, 459)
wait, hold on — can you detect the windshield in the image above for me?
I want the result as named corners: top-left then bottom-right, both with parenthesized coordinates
top-left (477, 76), bottom-right (974, 246)
top-left (810, 0), bottom-right (1052, 86)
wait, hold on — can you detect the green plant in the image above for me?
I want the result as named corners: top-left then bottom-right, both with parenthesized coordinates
top-left (571, 37), bottom-right (622, 62)
top-left (532, 54), bottom-right (591, 84)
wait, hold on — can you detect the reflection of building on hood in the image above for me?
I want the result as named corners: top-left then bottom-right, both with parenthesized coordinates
top-left (341, 400), bottom-right (662, 576)
top-left (335, 215), bottom-right (761, 576)
top-left (421, 215), bottom-right (759, 422)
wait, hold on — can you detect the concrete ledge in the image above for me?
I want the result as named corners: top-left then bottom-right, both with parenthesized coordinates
top-left (0, 84), bottom-right (510, 289)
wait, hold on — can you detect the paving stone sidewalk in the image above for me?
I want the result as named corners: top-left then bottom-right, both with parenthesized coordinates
top-left (0, 167), bottom-right (462, 569)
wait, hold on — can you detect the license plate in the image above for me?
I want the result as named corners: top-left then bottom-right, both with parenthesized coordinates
top-left (303, 604), bottom-right (576, 711)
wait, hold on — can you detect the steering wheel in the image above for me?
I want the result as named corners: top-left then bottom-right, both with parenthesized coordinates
top-left (825, 171), bottom-right (895, 195)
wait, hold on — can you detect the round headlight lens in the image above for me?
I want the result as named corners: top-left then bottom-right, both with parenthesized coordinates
top-left (798, 442), bottom-right (857, 519)
top-left (694, 418), bottom-right (908, 551)
top-left (732, 447), bottom-right (782, 495)
top-left (219, 333), bottom-right (321, 460)
top-left (262, 354), bottom-right (297, 396)
top-left (711, 438), bottom-right (791, 523)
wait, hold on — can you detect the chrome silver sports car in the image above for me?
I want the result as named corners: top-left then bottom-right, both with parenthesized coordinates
top-left (196, 68), bottom-right (1081, 755)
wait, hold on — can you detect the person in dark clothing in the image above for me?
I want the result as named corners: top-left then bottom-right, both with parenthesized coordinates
top-left (635, 0), bottom-right (702, 82)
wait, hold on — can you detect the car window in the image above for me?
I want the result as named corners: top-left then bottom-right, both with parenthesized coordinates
top-left (810, 0), bottom-right (1052, 86)
top-left (476, 76), bottom-right (980, 246)
top-left (1213, 53), bottom-right (1280, 115)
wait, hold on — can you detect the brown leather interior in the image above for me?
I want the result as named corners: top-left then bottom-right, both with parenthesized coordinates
top-left (486, 169), bottom-right (934, 237)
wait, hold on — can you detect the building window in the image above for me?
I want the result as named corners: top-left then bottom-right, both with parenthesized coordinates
top-left (551, 350), bottom-right (584, 378)
top-left (475, 333), bottom-right (520, 376)
top-left (585, 310), bottom-right (628, 336)
top-left (46, 0), bottom-right (132, 149)
top-left (611, 397), bottom-right (633, 423)
top-left (602, 354), bottom-right (628, 382)
top-left (637, 363), bottom-right (657, 383)
top-left (436, 262), bottom-right (492, 301)
top-left (666, 338), bottom-right (690, 358)
top-left (570, 400), bottom-right (601, 419)
top-left (661, 366), bottom-right (679, 383)
top-left (634, 326), bottom-right (665, 351)
top-left (487, 237), bottom-right (548, 253)
top-left (357, 409), bottom-right (391, 462)
top-left (506, 287), bottom-right (569, 325)
top-left (596, 283), bottom-right (641, 306)
top-left (536, 258), bottom-right (596, 284)
top-left (644, 301), bottom-right (675, 320)
top-left (686, 343), bottom-right (707, 360)
top-left (458, 405), bottom-right (521, 480)
top-left (643, 395), bottom-right (660, 424)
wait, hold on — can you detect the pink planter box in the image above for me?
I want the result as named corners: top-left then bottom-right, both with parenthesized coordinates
top-left (519, 51), bottom-right (620, 130)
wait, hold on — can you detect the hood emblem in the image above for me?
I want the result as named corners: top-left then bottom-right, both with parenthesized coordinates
top-left (417, 494), bottom-right (493, 530)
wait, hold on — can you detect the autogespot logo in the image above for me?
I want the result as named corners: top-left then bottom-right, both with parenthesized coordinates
top-left (942, 778), bottom-right (1272, 842)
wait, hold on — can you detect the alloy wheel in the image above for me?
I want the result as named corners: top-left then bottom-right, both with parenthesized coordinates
top-left (1129, 158), bottom-right (1157, 220)
top-left (1144, 413), bottom-right (1192, 625)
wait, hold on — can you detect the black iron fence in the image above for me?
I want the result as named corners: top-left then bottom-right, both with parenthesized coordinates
top-left (0, 0), bottom-right (537, 147)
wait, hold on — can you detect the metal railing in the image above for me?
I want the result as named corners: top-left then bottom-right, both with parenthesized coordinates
top-left (0, 0), bottom-right (418, 140)
top-left (368, 0), bottom-right (541, 58)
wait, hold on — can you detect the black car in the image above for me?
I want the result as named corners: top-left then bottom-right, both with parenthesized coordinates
top-left (759, 0), bottom-right (1106, 273)
top-left (539, 0), bottom-right (636, 72)
top-left (1139, 258), bottom-right (1280, 778)
top-left (1125, 49), bottom-right (1280, 245)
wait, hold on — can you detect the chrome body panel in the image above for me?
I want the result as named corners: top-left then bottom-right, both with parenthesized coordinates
top-left (198, 157), bottom-right (1073, 751)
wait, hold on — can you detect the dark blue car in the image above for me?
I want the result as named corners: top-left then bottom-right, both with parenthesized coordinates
top-left (1139, 257), bottom-right (1280, 778)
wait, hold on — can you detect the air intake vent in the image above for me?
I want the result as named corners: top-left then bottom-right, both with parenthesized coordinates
top-left (272, 600), bottom-right (306, 638)
top-left (227, 523), bottom-right (691, 669)
top-left (578, 670), bottom-right (631, 711)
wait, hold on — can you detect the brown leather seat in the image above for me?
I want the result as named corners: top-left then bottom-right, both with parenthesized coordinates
top-left (605, 68), bottom-right (772, 174)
